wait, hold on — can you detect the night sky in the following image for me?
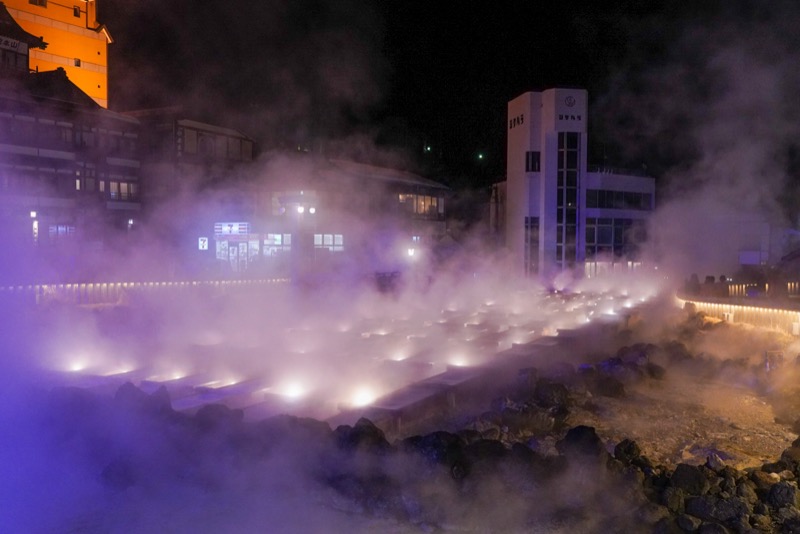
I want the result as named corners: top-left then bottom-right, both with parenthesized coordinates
top-left (101, 1), bottom-right (800, 208)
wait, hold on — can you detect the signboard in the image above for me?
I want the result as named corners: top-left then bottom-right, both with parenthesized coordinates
top-left (214, 222), bottom-right (250, 236)
top-left (198, 237), bottom-right (208, 250)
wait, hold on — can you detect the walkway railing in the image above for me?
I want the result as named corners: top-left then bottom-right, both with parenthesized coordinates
top-left (0, 278), bottom-right (290, 307)
top-left (676, 292), bottom-right (800, 336)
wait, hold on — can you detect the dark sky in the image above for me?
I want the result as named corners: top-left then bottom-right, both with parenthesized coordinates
top-left (100, 1), bottom-right (800, 201)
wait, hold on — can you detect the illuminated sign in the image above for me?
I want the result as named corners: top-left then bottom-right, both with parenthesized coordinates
top-left (214, 222), bottom-right (249, 236)
top-left (509, 114), bottom-right (524, 130)
top-left (198, 237), bottom-right (208, 250)
top-left (0, 38), bottom-right (21, 52)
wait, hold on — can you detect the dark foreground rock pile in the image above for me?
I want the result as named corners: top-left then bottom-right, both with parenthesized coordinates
top-left (34, 309), bottom-right (800, 532)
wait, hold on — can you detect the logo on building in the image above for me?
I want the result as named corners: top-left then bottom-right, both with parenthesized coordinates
top-left (509, 114), bottom-right (524, 130)
top-left (565, 96), bottom-right (576, 107)
top-left (558, 114), bottom-right (582, 121)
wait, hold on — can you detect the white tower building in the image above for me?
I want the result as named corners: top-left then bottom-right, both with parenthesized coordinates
top-left (505, 88), bottom-right (655, 279)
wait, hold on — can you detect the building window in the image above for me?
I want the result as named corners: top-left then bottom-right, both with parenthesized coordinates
top-left (524, 216), bottom-right (539, 276)
top-left (314, 234), bottom-right (344, 252)
top-left (525, 151), bottom-right (540, 172)
top-left (73, 5), bottom-right (80, 17)
top-left (397, 193), bottom-right (443, 219)
top-left (73, 58), bottom-right (81, 67)
top-left (49, 225), bottom-right (75, 240)
top-left (586, 189), bottom-right (653, 211)
top-left (29, 0), bottom-right (47, 6)
top-left (556, 132), bottom-right (580, 269)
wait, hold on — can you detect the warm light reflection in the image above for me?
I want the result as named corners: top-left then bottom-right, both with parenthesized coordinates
top-left (277, 381), bottom-right (307, 400)
top-left (350, 386), bottom-right (377, 407)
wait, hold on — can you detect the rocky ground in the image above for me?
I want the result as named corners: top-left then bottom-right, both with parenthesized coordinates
top-left (25, 299), bottom-right (800, 533)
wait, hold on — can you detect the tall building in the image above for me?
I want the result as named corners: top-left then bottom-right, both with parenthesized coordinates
top-left (503, 88), bottom-right (655, 279)
top-left (0, 2), bottom-right (138, 284)
top-left (3, 0), bottom-right (111, 108)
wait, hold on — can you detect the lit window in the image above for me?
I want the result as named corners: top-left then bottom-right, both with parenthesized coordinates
top-left (75, 179), bottom-right (81, 191)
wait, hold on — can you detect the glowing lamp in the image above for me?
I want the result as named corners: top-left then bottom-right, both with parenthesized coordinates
top-left (351, 387), bottom-right (376, 407)
top-left (297, 206), bottom-right (305, 214)
top-left (30, 210), bottom-right (37, 219)
top-left (309, 207), bottom-right (316, 214)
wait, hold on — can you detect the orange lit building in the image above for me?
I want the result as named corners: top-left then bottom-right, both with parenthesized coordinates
top-left (3, 0), bottom-right (111, 108)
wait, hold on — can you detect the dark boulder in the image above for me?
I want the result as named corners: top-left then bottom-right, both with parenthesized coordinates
top-left (194, 403), bottom-right (244, 432)
top-left (767, 480), bottom-right (799, 509)
top-left (588, 374), bottom-right (626, 398)
top-left (614, 438), bottom-right (642, 465)
top-left (334, 418), bottom-right (391, 454)
top-left (685, 494), bottom-right (748, 524)
top-left (556, 425), bottom-right (607, 459)
top-left (670, 463), bottom-right (712, 495)
top-left (533, 378), bottom-right (570, 408)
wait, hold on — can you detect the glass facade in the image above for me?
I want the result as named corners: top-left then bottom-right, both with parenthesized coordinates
top-left (524, 216), bottom-right (539, 275)
top-left (584, 217), bottom-right (645, 259)
top-left (556, 132), bottom-right (580, 269)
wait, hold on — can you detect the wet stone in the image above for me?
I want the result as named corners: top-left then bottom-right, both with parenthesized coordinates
top-left (766, 480), bottom-right (799, 509)
top-left (614, 438), bottom-right (642, 465)
top-left (676, 513), bottom-right (702, 531)
top-left (556, 425), bottom-right (606, 459)
top-left (671, 463), bottom-right (712, 496)
top-left (684, 495), bottom-right (748, 524)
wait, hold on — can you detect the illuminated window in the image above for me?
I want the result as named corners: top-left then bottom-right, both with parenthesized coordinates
top-left (314, 234), bottom-right (344, 252)
top-left (263, 233), bottom-right (291, 256)
top-left (109, 181), bottom-right (118, 199)
top-left (75, 178), bottom-right (81, 191)
top-left (48, 225), bottom-right (75, 240)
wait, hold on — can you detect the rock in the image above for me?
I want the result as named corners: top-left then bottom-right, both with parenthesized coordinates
top-left (736, 479), bottom-right (759, 505)
top-left (587, 374), bottom-right (626, 398)
top-left (706, 453), bottom-right (728, 473)
top-left (614, 438), bottom-right (642, 465)
top-left (671, 463), bottom-right (712, 496)
top-left (781, 447), bottom-right (800, 472)
top-left (662, 486), bottom-right (686, 514)
top-left (684, 495), bottom-right (748, 524)
top-left (697, 522), bottom-right (731, 534)
top-left (533, 378), bottom-right (570, 408)
top-left (750, 470), bottom-right (781, 494)
top-left (749, 513), bottom-right (773, 531)
top-left (646, 362), bottom-right (667, 380)
top-left (555, 425), bottom-right (607, 459)
top-left (652, 517), bottom-right (685, 534)
top-left (258, 414), bottom-right (332, 450)
top-left (766, 480), bottom-right (799, 509)
top-left (194, 403), bottom-right (243, 432)
top-left (401, 432), bottom-right (469, 480)
top-left (676, 513), bottom-right (702, 531)
top-left (113, 381), bottom-right (148, 408)
top-left (334, 418), bottom-right (390, 454)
